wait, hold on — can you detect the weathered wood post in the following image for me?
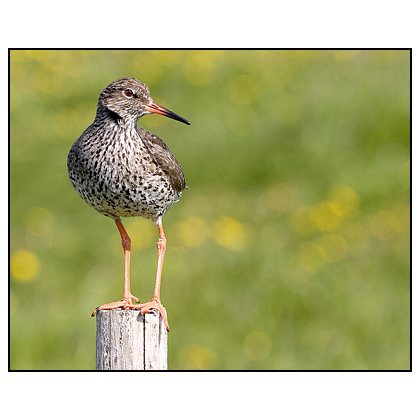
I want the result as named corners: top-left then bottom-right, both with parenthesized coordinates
top-left (96, 308), bottom-right (168, 370)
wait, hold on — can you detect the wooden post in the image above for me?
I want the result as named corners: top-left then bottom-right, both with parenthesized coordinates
top-left (96, 308), bottom-right (168, 370)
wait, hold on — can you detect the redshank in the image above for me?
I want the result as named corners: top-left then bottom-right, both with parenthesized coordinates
top-left (67, 77), bottom-right (190, 331)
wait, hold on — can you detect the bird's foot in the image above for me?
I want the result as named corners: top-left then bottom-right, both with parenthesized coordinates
top-left (133, 298), bottom-right (169, 332)
top-left (129, 293), bottom-right (140, 303)
top-left (91, 293), bottom-right (140, 317)
top-left (91, 296), bottom-right (169, 332)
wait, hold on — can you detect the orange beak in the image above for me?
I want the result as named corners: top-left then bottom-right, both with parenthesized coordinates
top-left (145, 102), bottom-right (190, 125)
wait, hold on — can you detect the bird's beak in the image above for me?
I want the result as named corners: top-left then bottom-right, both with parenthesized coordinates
top-left (145, 102), bottom-right (190, 125)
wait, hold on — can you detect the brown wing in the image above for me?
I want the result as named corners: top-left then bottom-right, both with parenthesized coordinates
top-left (136, 127), bottom-right (186, 192)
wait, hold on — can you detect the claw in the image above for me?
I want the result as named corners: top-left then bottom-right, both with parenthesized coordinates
top-left (130, 294), bottom-right (140, 303)
top-left (91, 298), bottom-right (169, 331)
top-left (138, 298), bottom-right (169, 332)
top-left (91, 293), bottom-right (141, 317)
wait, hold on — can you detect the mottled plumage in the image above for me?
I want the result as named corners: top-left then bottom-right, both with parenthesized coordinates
top-left (68, 77), bottom-right (187, 223)
top-left (67, 78), bottom-right (190, 331)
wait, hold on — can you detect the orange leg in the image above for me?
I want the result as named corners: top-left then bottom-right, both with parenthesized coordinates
top-left (92, 218), bottom-right (169, 332)
top-left (136, 218), bottom-right (170, 331)
top-left (91, 219), bottom-right (140, 316)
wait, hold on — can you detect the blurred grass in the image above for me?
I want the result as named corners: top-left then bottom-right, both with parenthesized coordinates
top-left (9, 50), bottom-right (410, 370)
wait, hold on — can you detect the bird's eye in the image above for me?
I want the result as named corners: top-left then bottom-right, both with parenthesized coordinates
top-left (124, 89), bottom-right (134, 98)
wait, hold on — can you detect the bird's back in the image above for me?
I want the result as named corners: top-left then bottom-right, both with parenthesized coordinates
top-left (136, 127), bottom-right (186, 193)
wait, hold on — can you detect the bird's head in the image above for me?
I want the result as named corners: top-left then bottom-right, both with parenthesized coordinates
top-left (97, 78), bottom-right (190, 126)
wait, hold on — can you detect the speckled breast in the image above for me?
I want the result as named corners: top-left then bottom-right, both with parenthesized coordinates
top-left (68, 123), bottom-right (182, 223)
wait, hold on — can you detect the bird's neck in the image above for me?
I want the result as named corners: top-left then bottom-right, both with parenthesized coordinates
top-left (95, 107), bottom-right (138, 131)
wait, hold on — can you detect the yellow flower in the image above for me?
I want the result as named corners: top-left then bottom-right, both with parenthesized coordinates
top-left (212, 216), bottom-right (249, 251)
top-left (174, 217), bottom-right (210, 248)
top-left (10, 249), bottom-right (40, 282)
top-left (182, 346), bottom-right (218, 370)
top-left (311, 201), bottom-right (345, 232)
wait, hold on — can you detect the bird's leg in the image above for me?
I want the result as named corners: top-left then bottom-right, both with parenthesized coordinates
top-left (91, 219), bottom-right (140, 316)
top-left (134, 219), bottom-right (170, 331)
top-left (153, 219), bottom-right (166, 302)
top-left (92, 219), bottom-right (169, 332)
top-left (115, 220), bottom-right (140, 304)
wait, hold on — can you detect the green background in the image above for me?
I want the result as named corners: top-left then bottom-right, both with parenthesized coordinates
top-left (10, 50), bottom-right (410, 370)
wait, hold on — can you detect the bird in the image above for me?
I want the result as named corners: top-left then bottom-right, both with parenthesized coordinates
top-left (67, 77), bottom-right (190, 332)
